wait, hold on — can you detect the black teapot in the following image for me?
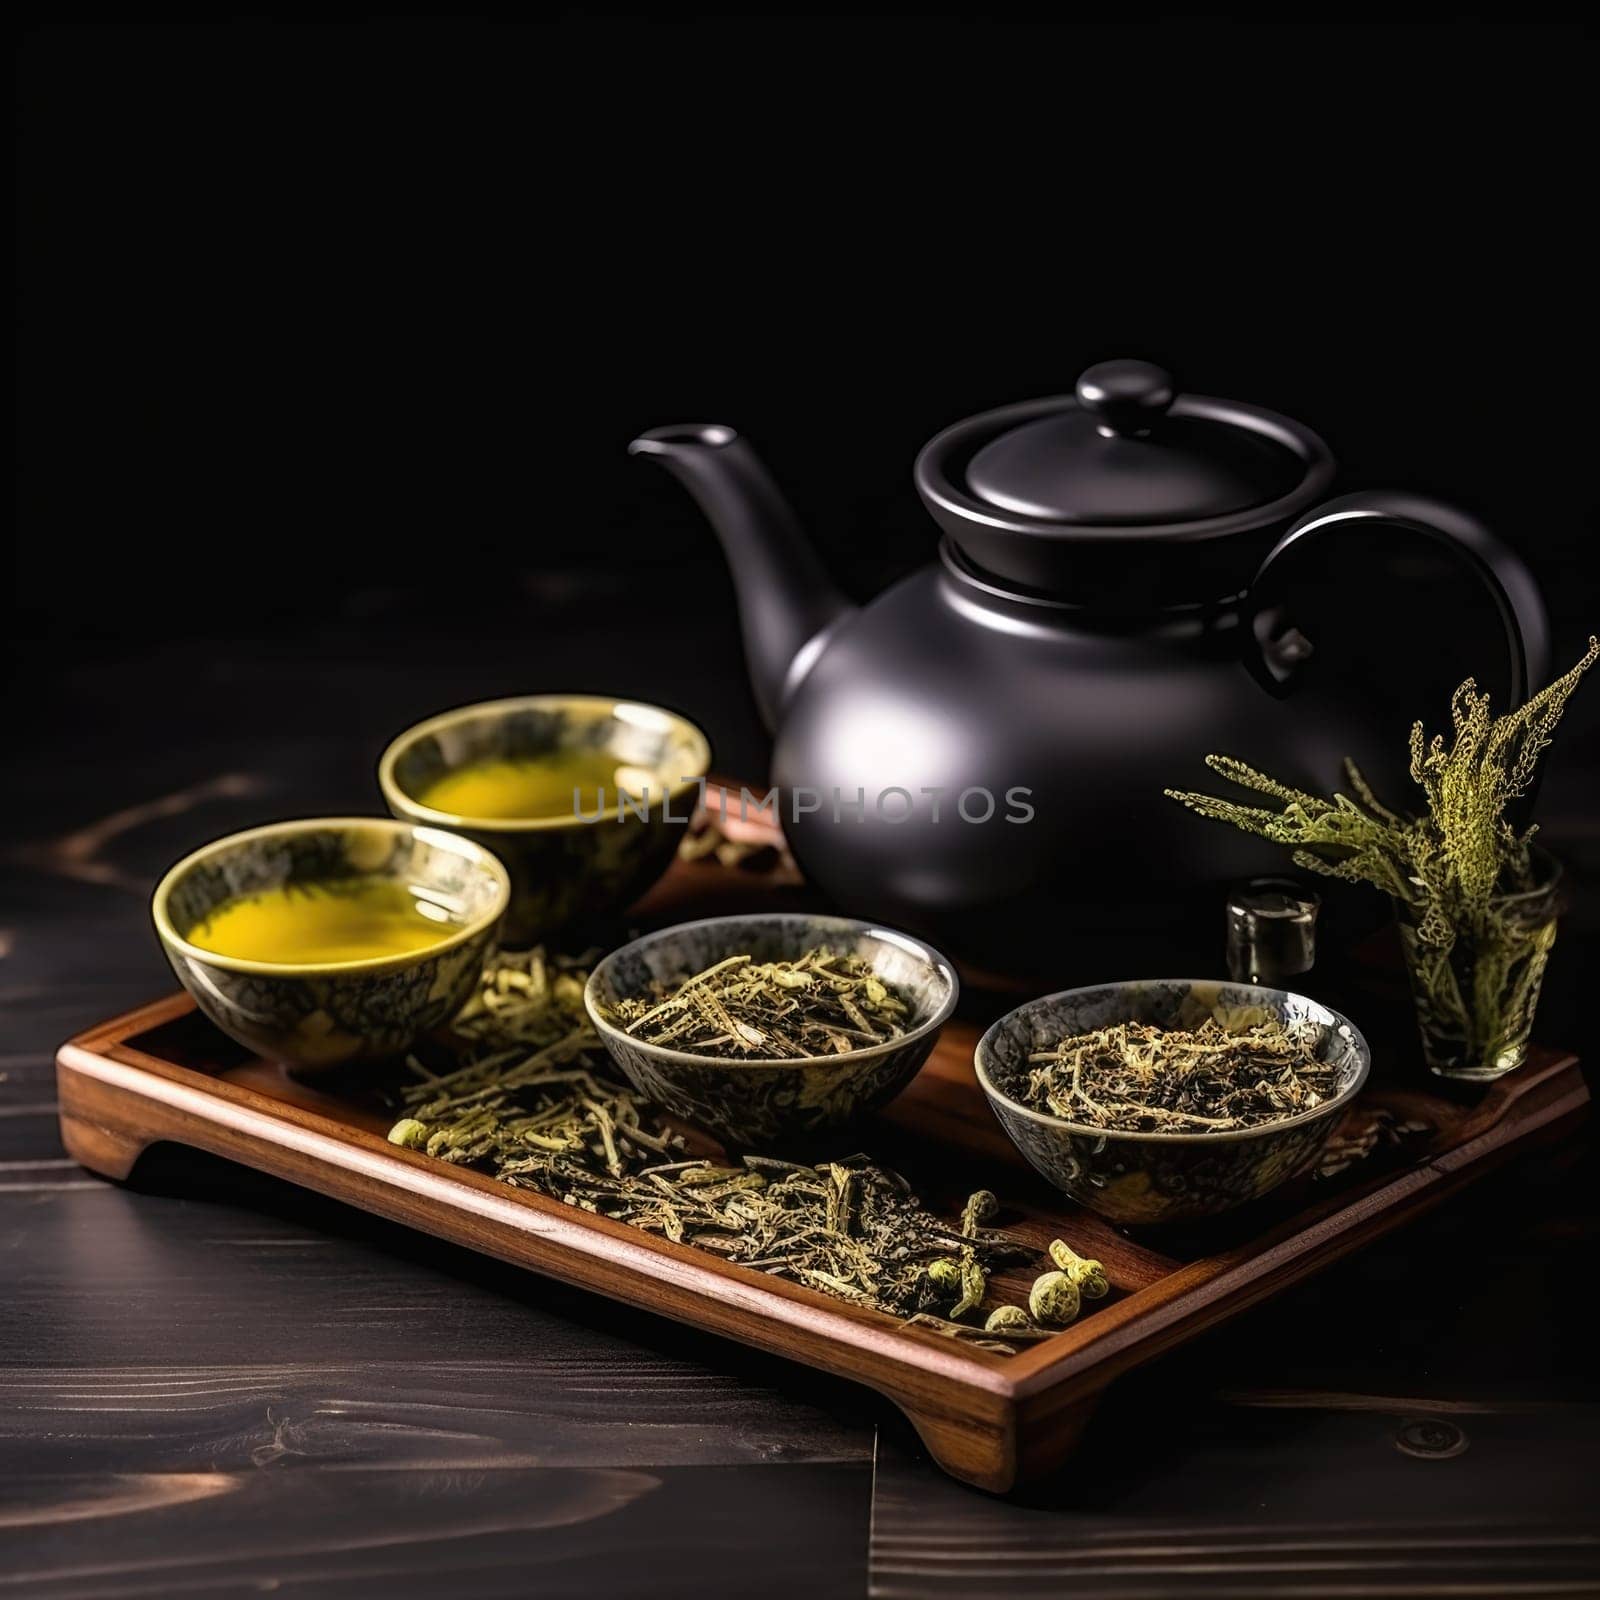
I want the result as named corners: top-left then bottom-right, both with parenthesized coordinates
top-left (633, 361), bottom-right (1549, 972)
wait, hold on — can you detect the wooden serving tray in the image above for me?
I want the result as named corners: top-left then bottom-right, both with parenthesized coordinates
top-left (57, 942), bottom-right (1586, 1493)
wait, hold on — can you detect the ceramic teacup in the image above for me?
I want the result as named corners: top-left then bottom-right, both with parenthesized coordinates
top-left (380, 695), bottom-right (711, 947)
top-left (153, 818), bottom-right (509, 1070)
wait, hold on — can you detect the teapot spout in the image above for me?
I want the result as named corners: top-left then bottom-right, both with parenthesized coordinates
top-left (630, 424), bottom-right (854, 729)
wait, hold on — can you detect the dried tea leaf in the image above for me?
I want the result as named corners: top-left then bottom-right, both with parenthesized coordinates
top-left (1023, 1016), bottom-right (1340, 1134)
top-left (604, 948), bottom-right (910, 1059)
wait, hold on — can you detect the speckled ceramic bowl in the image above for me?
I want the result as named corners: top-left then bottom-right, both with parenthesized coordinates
top-left (153, 818), bottom-right (509, 1071)
top-left (585, 913), bottom-right (958, 1147)
top-left (379, 695), bottom-right (711, 947)
top-left (976, 979), bottom-right (1370, 1225)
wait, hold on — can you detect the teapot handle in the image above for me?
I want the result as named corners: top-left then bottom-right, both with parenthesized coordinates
top-left (1244, 490), bottom-right (1550, 704)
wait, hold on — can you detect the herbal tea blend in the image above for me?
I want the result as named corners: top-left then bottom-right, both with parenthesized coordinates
top-left (605, 950), bottom-right (911, 1058)
top-left (185, 878), bottom-right (455, 963)
top-left (1022, 1016), bottom-right (1341, 1134)
top-left (388, 948), bottom-right (1054, 1348)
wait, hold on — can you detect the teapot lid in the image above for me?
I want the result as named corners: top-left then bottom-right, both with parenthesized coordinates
top-left (915, 360), bottom-right (1337, 603)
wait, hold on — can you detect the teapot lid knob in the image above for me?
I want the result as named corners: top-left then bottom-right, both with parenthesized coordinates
top-left (1076, 359), bottom-right (1175, 438)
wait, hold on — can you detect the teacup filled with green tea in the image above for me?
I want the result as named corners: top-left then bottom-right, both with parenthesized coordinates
top-left (414, 749), bottom-right (649, 822)
top-left (153, 818), bottom-right (510, 1070)
top-left (380, 695), bottom-right (711, 946)
top-left (187, 877), bottom-right (459, 964)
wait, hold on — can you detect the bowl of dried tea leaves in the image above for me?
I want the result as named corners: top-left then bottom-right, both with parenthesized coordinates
top-left (586, 912), bottom-right (958, 1145)
top-left (976, 978), bottom-right (1370, 1224)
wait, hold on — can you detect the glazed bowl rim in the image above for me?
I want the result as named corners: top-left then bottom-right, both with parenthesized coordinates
top-left (974, 978), bottom-right (1371, 1145)
top-left (585, 912), bottom-right (960, 1072)
top-left (152, 816), bottom-right (511, 978)
top-left (378, 693), bottom-right (713, 834)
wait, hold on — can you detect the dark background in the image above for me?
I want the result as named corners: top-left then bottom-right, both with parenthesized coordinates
top-left (14, 18), bottom-right (1598, 650)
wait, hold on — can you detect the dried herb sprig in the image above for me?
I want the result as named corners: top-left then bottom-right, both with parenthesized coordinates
top-left (1048, 1238), bottom-right (1109, 1299)
top-left (1166, 636), bottom-right (1598, 1072)
top-left (1023, 1016), bottom-right (1340, 1133)
top-left (1165, 633), bottom-right (1598, 911)
top-left (605, 949), bottom-right (910, 1059)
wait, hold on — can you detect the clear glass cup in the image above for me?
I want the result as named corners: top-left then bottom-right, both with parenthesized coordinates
top-left (1394, 851), bottom-right (1563, 1082)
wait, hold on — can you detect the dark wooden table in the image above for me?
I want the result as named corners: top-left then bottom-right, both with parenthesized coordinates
top-left (5, 623), bottom-right (1598, 1598)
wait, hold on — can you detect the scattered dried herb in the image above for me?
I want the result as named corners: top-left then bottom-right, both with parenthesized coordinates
top-left (1316, 1107), bottom-right (1433, 1179)
top-left (449, 944), bottom-right (599, 1051)
top-left (677, 814), bottom-right (788, 875)
top-left (390, 947), bottom-right (669, 1182)
top-left (1022, 1015), bottom-right (1340, 1133)
top-left (386, 948), bottom-right (1052, 1347)
top-left (604, 949), bottom-right (910, 1058)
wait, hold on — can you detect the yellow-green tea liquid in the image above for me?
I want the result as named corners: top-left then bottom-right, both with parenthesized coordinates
top-left (187, 879), bottom-right (453, 964)
top-left (418, 750), bottom-right (638, 820)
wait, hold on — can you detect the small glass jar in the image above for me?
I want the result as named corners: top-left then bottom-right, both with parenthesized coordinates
top-left (1225, 878), bottom-right (1320, 986)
